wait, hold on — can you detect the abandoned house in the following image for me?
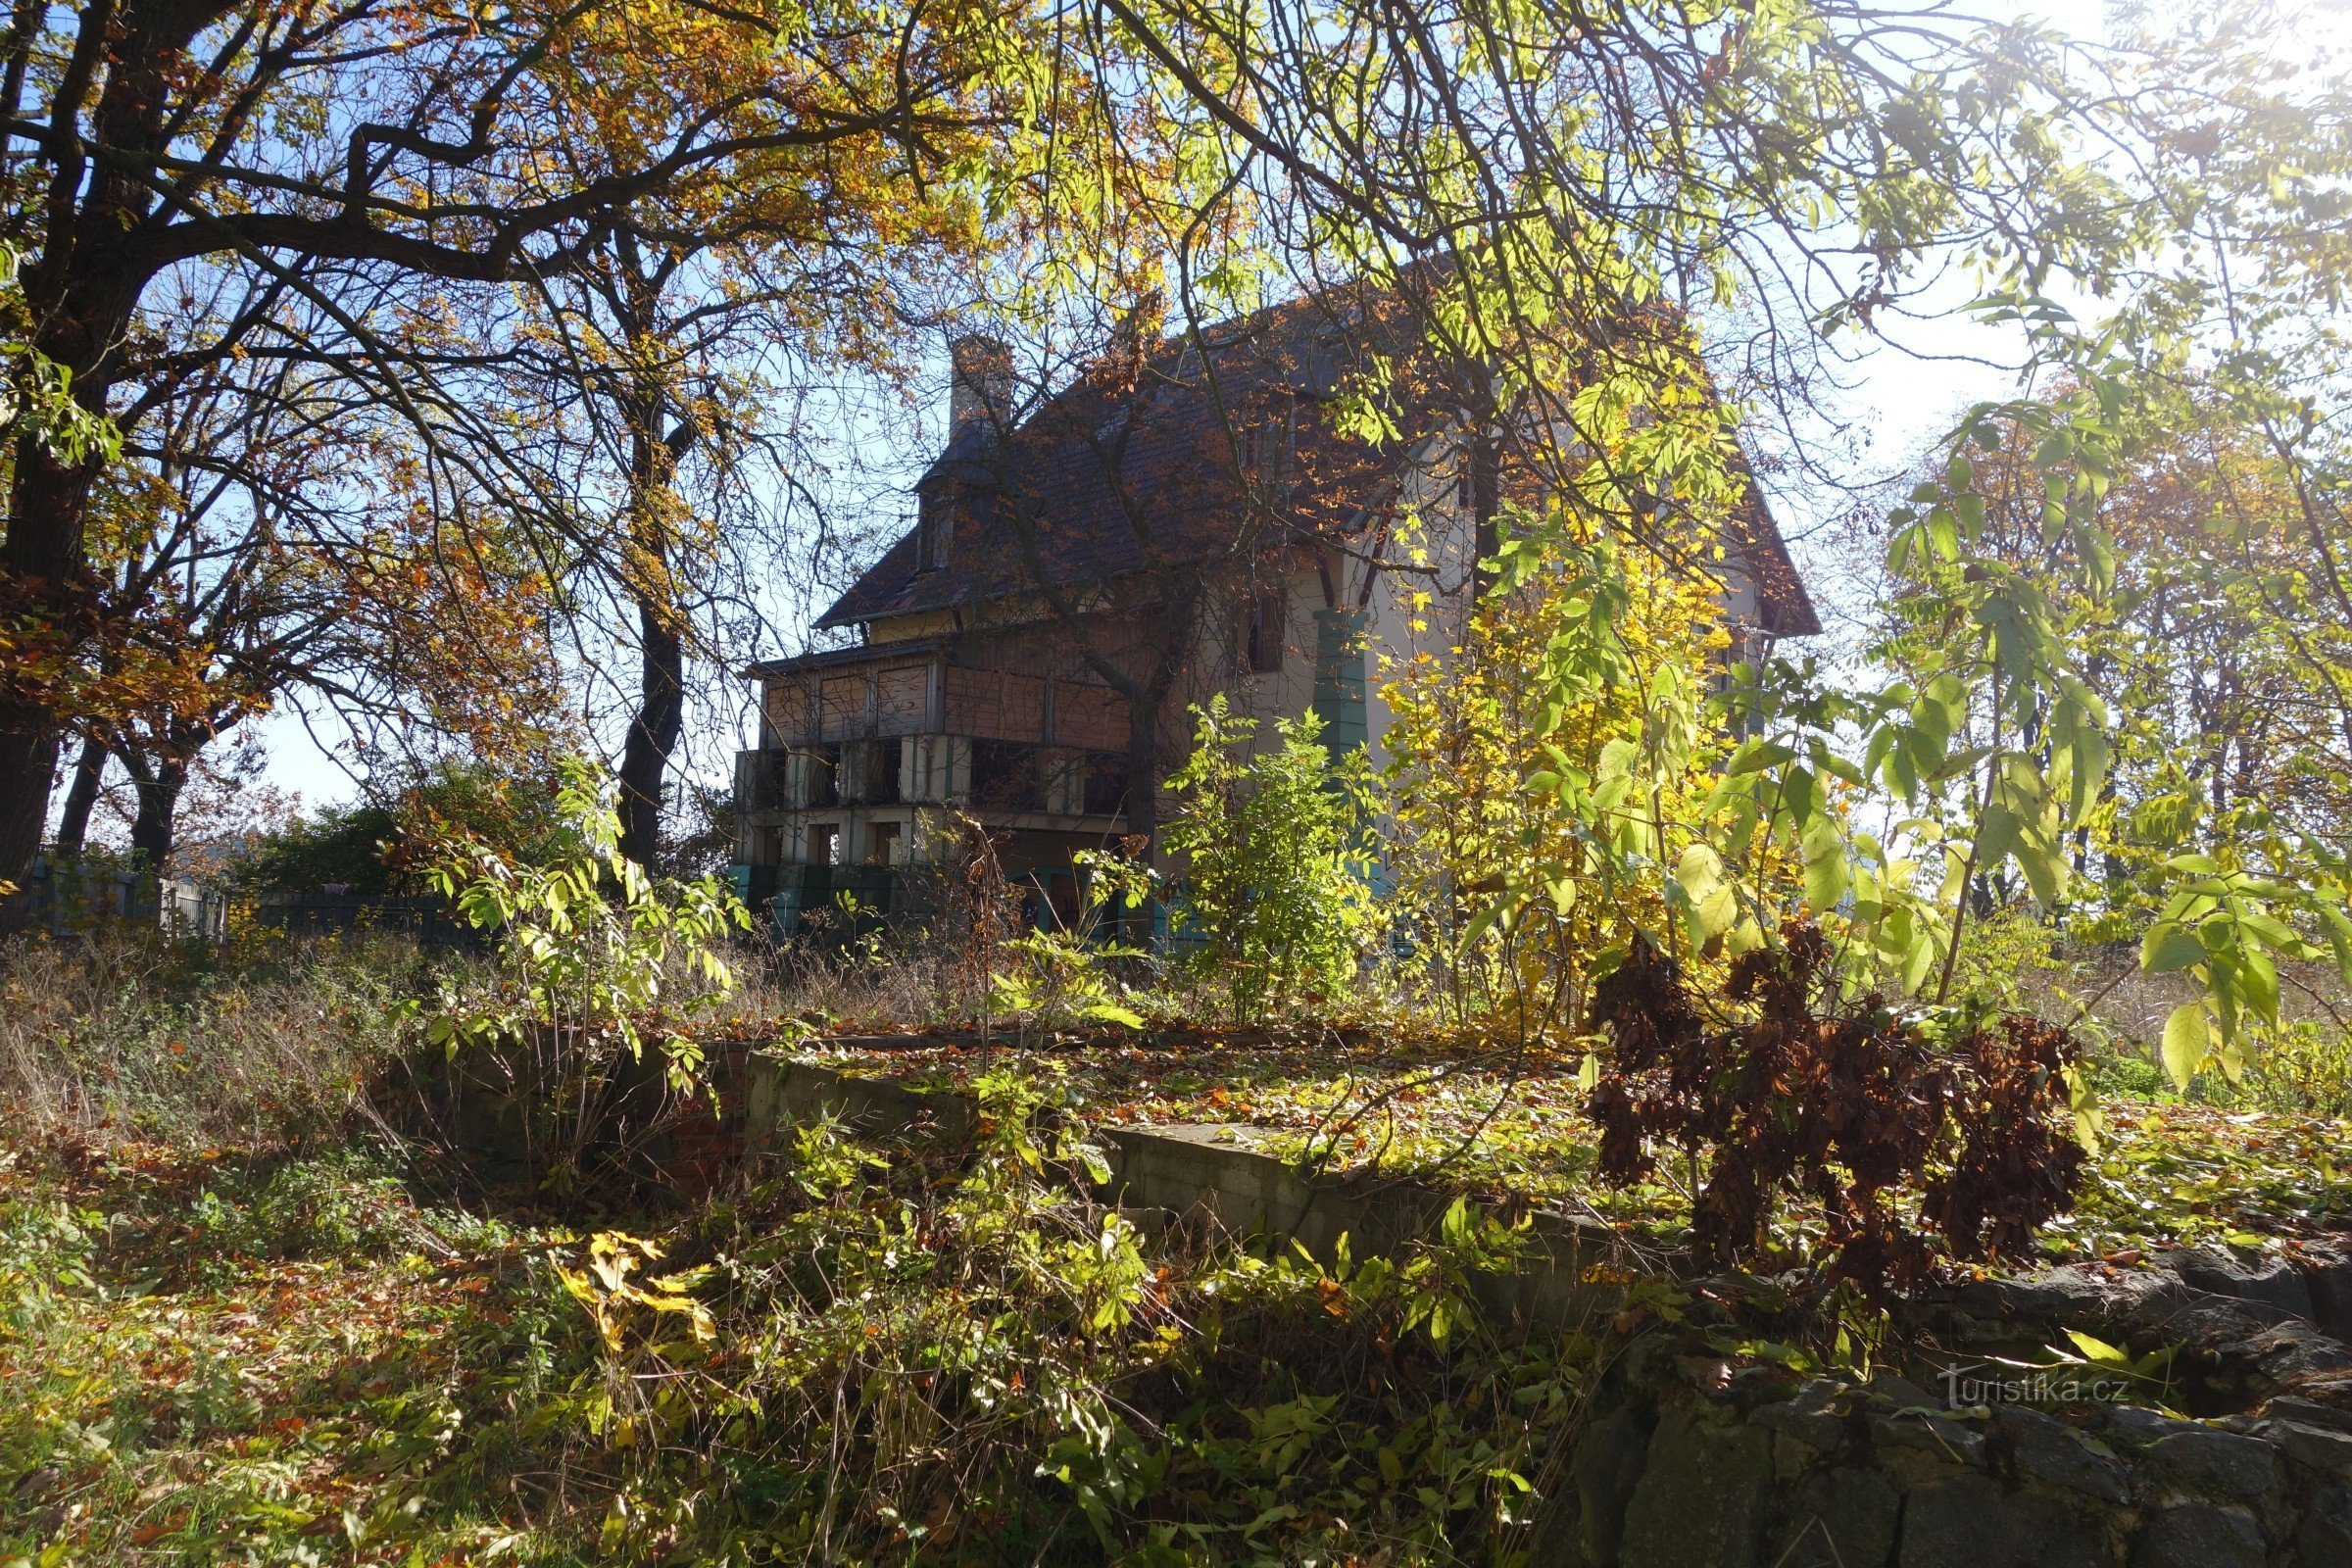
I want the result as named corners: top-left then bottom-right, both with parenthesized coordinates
top-left (733, 284), bottom-right (1819, 932)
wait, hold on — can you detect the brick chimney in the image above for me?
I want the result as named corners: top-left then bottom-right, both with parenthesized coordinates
top-left (950, 333), bottom-right (1013, 439)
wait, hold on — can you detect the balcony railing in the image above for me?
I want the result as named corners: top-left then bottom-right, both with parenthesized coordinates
top-left (737, 738), bottom-right (1126, 819)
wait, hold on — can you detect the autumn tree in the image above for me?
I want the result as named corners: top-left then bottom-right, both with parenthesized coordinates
top-left (39, 270), bottom-right (571, 872)
top-left (0, 0), bottom-right (1079, 911)
top-left (483, 201), bottom-right (974, 869)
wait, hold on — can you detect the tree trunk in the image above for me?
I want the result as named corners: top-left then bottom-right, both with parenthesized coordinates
top-left (117, 746), bottom-right (188, 873)
top-left (1124, 696), bottom-right (1161, 851)
top-left (52, 735), bottom-right (106, 855)
top-left (0, 445), bottom-right (108, 910)
top-left (0, 720), bottom-right (59, 922)
top-left (618, 595), bottom-right (685, 871)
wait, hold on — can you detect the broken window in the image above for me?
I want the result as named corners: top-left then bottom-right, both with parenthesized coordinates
top-left (1082, 755), bottom-right (1128, 816)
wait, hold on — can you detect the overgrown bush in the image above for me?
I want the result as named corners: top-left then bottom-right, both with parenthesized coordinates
top-left (1586, 920), bottom-right (2087, 1294)
top-left (560, 1067), bottom-right (1580, 1563)
top-left (398, 760), bottom-right (747, 1195)
top-left (1162, 697), bottom-right (1383, 1023)
top-left (229, 757), bottom-right (591, 897)
top-left (1382, 527), bottom-right (1731, 1039)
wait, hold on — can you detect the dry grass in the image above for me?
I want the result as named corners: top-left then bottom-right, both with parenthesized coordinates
top-left (0, 931), bottom-right (426, 1151)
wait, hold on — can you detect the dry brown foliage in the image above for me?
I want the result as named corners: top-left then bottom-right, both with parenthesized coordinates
top-left (1587, 920), bottom-right (2085, 1294)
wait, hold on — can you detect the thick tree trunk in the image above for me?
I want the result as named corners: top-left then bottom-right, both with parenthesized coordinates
top-left (618, 597), bottom-right (685, 871)
top-left (0, 721), bottom-right (60, 917)
top-left (0, 446), bottom-right (107, 910)
top-left (52, 734), bottom-right (106, 855)
top-left (117, 746), bottom-right (187, 873)
top-left (1123, 698), bottom-right (1161, 851)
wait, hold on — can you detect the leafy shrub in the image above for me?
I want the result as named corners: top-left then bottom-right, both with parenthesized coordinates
top-left (989, 929), bottom-right (1149, 1034)
top-left (1162, 697), bottom-right (1383, 1022)
top-left (548, 1066), bottom-right (1575, 1563)
top-left (402, 760), bottom-right (747, 1194)
top-left (1586, 920), bottom-right (2087, 1294)
top-left (1382, 528), bottom-right (1731, 1038)
top-left (186, 1149), bottom-right (420, 1265)
top-left (2187, 1017), bottom-right (2352, 1118)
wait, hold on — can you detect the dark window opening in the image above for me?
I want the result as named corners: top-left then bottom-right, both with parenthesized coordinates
top-left (1082, 755), bottom-right (1129, 817)
top-left (801, 745), bottom-right (841, 808)
top-left (915, 492), bottom-right (951, 571)
top-left (1247, 589), bottom-right (1287, 673)
top-left (808, 823), bottom-right (839, 866)
top-left (966, 487), bottom-right (997, 535)
top-left (970, 740), bottom-right (1042, 811)
top-left (865, 821), bottom-right (901, 865)
top-left (844, 738), bottom-right (902, 805)
top-left (1038, 871), bottom-right (1081, 932)
top-left (736, 749), bottom-right (789, 811)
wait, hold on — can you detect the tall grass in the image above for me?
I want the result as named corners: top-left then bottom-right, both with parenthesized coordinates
top-left (0, 931), bottom-right (426, 1150)
top-left (0, 918), bottom-right (1002, 1161)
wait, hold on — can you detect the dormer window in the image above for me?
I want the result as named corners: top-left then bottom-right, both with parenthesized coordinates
top-left (1236, 403), bottom-right (1293, 479)
top-left (916, 491), bottom-right (952, 571)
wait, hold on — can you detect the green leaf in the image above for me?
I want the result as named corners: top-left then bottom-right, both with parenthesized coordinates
top-left (1862, 723), bottom-right (1898, 785)
top-left (1925, 505), bottom-right (1958, 563)
top-left (2073, 517), bottom-right (2117, 600)
top-left (1695, 884), bottom-right (1738, 940)
top-left (1899, 931), bottom-right (1938, 995)
top-left (2162, 1004), bottom-right (2208, 1091)
top-left (2013, 833), bottom-right (2066, 907)
top-left (2322, 904), bottom-right (2352, 987)
top-left (2142, 921), bottom-right (2205, 974)
top-left (1801, 815), bottom-right (1848, 911)
top-left (2234, 909), bottom-right (2300, 951)
top-left (1727, 739), bottom-right (1795, 775)
top-left (1459, 895), bottom-right (1517, 951)
top-left (2068, 725), bottom-right (2108, 819)
top-left (1781, 766), bottom-right (1820, 829)
top-left (1974, 806), bottom-right (2023, 869)
top-left (1674, 843), bottom-right (1724, 901)
top-left (2241, 947), bottom-right (2279, 1026)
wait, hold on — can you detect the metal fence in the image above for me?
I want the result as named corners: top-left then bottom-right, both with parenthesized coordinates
top-left (246, 892), bottom-right (487, 949)
top-left (19, 856), bottom-right (225, 941)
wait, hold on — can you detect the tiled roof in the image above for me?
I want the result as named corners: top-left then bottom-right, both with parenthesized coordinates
top-left (816, 287), bottom-right (1819, 636)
